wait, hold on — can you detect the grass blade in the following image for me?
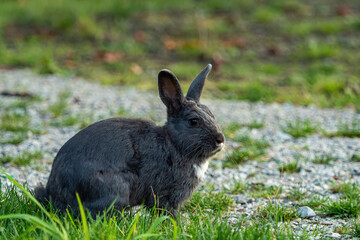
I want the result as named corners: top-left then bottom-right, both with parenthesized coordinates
top-left (169, 218), bottom-right (178, 240)
top-left (1, 170), bottom-right (52, 220)
top-left (126, 212), bottom-right (140, 240)
top-left (0, 214), bottom-right (63, 239)
top-left (0, 169), bottom-right (68, 240)
top-left (136, 216), bottom-right (169, 240)
top-left (76, 193), bottom-right (90, 240)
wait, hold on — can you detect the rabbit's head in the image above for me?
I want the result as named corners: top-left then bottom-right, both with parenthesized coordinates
top-left (158, 64), bottom-right (224, 161)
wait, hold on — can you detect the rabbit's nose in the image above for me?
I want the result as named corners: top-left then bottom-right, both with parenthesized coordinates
top-left (215, 133), bottom-right (225, 144)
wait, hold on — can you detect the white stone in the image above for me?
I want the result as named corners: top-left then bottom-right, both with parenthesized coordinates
top-left (298, 206), bottom-right (316, 218)
top-left (326, 232), bottom-right (341, 239)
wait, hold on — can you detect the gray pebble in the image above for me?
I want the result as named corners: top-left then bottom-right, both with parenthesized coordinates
top-left (298, 206), bottom-right (316, 218)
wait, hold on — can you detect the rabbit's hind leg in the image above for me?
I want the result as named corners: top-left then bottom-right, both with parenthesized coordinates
top-left (83, 170), bottom-right (136, 217)
top-left (83, 194), bottom-right (129, 218)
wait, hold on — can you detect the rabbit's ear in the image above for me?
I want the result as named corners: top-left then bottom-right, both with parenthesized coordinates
top-left (158, 69), bottom-right (184, 112)
top-left (186, 64), bottom-right (212, 102)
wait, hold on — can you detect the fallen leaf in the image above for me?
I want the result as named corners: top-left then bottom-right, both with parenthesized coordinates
top-left (163, 38), bottom-right (178, 51)
top-left (134, 31), bottom-right (146, 42)
top-left (332, 176), bottom-right (341, 181)
top-left (223, 37), bottom-right (247, 48)
top-left (335, 5), bottom-right (353, 16)
top-left (267, 46), bottom-right (282, 56)
top-left (130, 63), bottom-right (143, 75)
top-left (211, 54), bottom-right (224, 73)
top-left (94, 51), bottom-right (124, 63)
top-left (64, 60), bottom-right (76, 69)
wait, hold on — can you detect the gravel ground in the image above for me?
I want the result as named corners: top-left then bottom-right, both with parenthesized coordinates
top-left (1, 70), bottom-right (360, 239)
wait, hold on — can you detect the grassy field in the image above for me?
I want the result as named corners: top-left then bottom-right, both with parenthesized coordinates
top-left (0, 91), bottom-right (359, 239)
top-left (0, 0), bottom-right (359, 111)
top-left (1, 1), bottom-right (360, 239)
top-left (1, 173), bottom-right (360, 239)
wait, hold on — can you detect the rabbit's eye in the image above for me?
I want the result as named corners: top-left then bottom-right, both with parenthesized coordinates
top-left (189, 118), bottom-right (199, 127)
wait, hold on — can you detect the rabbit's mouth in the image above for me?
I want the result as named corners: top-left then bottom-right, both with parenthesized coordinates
top-left (210, 142), bottom-right (225, 155)
top-left (197, 143), bottom-right (224, 159)
top-left (218, 142), bottom-right (225, 150)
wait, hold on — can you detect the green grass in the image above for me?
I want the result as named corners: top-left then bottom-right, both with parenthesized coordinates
top-left (0, 0), bottom-right (359, 111)
top-left (225, 181), bottom-right (283, 200)
top-left (247, 120), bottom-right (265, 129)
top-left (117, 107), bottom-right (131, 117)
top-left (0, 173), bottom-right (277, 239)
top-left (0, 99), bottom-right (43, 144)
top-left (333, 225), bottom-right (353, 235)
top-left (224, 150), bottom-right (250, 167)
top-left (223, 150), bottom-right (266, 167)
top-left (224, 179), bottom-right (247, 194)
top-left (0, 111), bottom-right (31, 132)
top-left (0, 173), bottom-right (179, 239)
top-left (321, 182), bottom-right (360, 218)
top-left (0, 179), bottom-right (309, 240)
top-left (354, 218), bottom-right (360, 237)
top-left (256, 201), bottom-right (297, 222)
top-left (299, 195), bottom-right (329, 210)
top-left (351, 154), bottom-right (360, 162)
top-left (47, 92), bottom-right (95, 128)
top-left (288, 188), bottom-right (307, 202)
top-left (294, 38), bottom-right (339, 60)
top-left (281, 119), bottom-right (319, 138)
top-left (48, 91), bottom-right (71, 118)
top-left (223, 136), bottom-right (269, 168)
top-left (325, 120), bottom-right (360, 138)
top-left (330, 182), bottom-right (360, 199)
top-left (0, 151), bottom-right (43, 166)
top-left (322, 198), bottom-right (360, 218)
top-left (2, 171), bottom-right (359, 239)
top-left (312, 154), bottom-right (335, 165)
top-left (250, 185), bottom-right (283, 199)
top-left (0, 132), bottom-right (28, 145)
top-left (0, 100), bottom-right (33, 132)
top-left (50, 114), bottom-right (93, 129)
top-left (223, 120), bottom-right (264, 138)
top-left (223, 122), bottom-right (242, 138)
top-left (183, 190), bottom-right (233, 214)
top-left (278, 160), bottom-right (301, 174)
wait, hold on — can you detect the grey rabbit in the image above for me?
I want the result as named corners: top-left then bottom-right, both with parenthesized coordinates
top-left (35, 64), bottom-right (225, 217)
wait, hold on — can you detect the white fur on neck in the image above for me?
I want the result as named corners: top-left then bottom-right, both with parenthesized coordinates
top-left (193, 160), bottom-right (209, 180)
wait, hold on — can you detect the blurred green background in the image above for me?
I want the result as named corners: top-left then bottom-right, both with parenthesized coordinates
top-left (0, 0), bottom-right (359, 111)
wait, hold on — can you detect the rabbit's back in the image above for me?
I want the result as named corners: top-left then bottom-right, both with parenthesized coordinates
top-left (51, 118), bottom-right (157, 167)
top-left (45, 118), bottom-right (167, 210)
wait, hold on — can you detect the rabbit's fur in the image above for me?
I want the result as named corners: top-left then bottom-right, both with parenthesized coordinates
top-left (35, 64), bottom-right (224, 217)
